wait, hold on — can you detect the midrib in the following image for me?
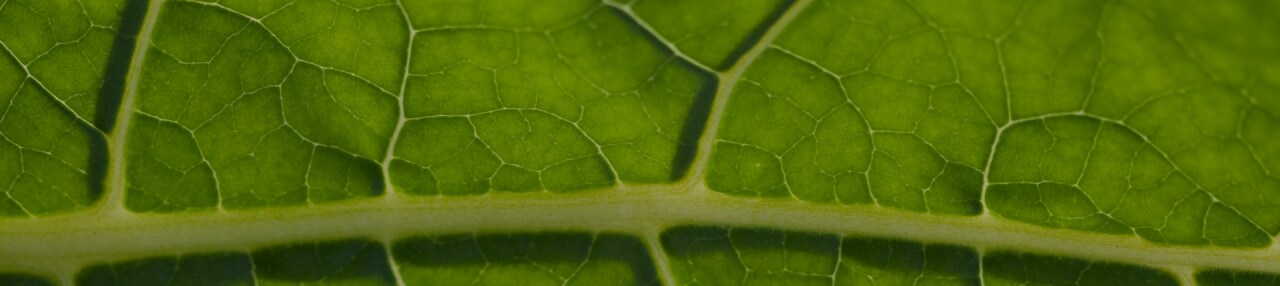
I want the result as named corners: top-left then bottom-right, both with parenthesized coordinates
top-left (6, 0), bottom-right (1278, 283)
top-left (3, 186), bottom-right (1278, 277)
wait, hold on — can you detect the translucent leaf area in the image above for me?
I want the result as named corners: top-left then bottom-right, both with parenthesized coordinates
top-left (705, 0), bottom-right (1280, 247)
top-left (1, 0), bottom-right (1278, 285)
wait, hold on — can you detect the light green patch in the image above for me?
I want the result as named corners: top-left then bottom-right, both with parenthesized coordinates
top-left (3, 0), bottom-right (1280, 284)
top-left (389, 0), bottom-right (715, 193)
top-left (707, 0), bottom-right (1280, 247)
top-left (0, 0), bottom-right (125, 216)
top-left (630, 0), bottom-right (790, 69)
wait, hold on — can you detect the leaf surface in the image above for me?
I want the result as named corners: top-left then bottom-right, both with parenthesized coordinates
top-left (1, 0), bottom-right (1279, 285)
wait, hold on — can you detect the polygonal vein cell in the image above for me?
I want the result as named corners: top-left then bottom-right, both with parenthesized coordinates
top-left (388, 0), bottom-right (717, 194)
top-left (127, 0), bottom-right (398, 211)
top-left (705, 0), bottom-right (1280, 247)
top-left (4, 0), bottom-right (1280, 284)
top-left (0, 0), bottom-right (128, 217)
top-left (124, 0), bottom-right (716, 210)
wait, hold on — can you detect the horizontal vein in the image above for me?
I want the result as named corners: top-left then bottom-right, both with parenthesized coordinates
top-left (0, 185), bottom-right (1276, 277)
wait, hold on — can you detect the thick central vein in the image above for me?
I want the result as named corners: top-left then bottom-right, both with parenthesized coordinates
top-left (3, 186), bottom-right (1278, 277)
top-left (10, 0), bottom-right (1278, 283)
top-left (101, 0), bottom-right (166, 217)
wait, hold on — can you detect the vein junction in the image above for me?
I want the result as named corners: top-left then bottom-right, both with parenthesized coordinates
top-left (1, 0), bottom-right (1279, 284)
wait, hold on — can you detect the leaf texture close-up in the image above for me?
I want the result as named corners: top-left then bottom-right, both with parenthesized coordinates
top-left (1, 0), bottom-right (1279, 285)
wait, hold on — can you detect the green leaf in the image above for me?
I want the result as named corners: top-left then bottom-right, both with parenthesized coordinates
top-left (2, 0), bottom-right (1279, 285)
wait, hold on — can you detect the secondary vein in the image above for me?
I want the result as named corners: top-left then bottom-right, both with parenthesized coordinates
top-left (684, 0), bottom-right (815, 187)
top-left (101, 0), bottom-right (166, 217)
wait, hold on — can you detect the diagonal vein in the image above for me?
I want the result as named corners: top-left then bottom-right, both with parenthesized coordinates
top-left (685, 0), bottom-right (815, 187)
top-left (100, 0), bottom-right (166, 217)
